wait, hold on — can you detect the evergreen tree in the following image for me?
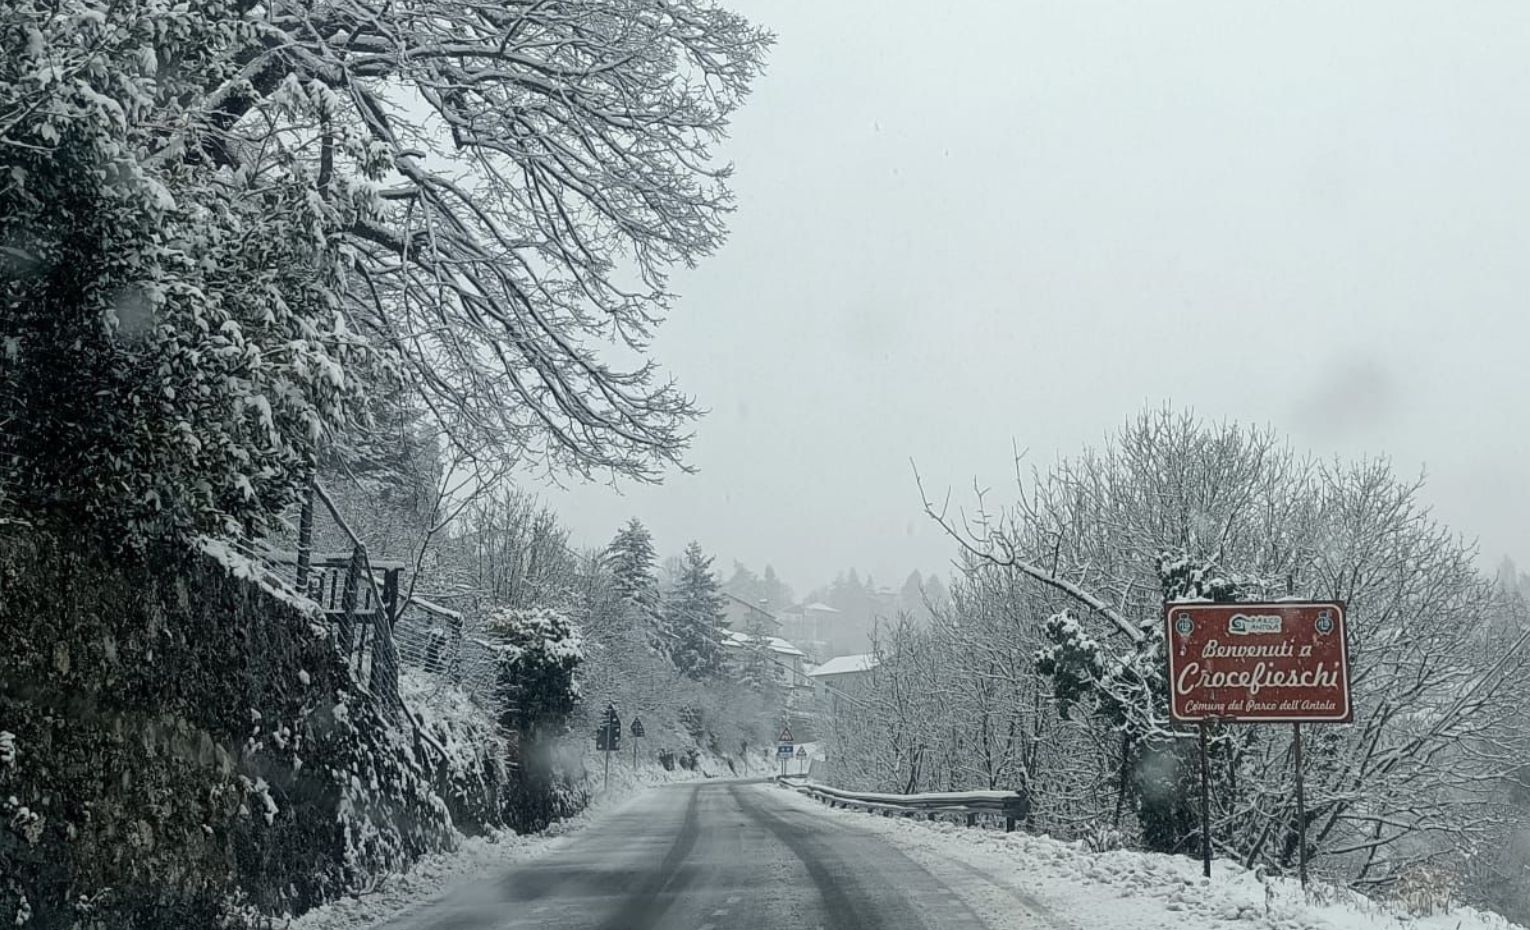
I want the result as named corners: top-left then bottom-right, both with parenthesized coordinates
top-left (604, 518), bottom-right (668, 656)
top-left (762, 564), bottom-right (794, 611)
top-left (666, 542), bottom-right (726, 680)
top-left (724, 562), bottom-right (765, 605)
top-left (899, 570), bottom-right (928, 621)
top-left (923, 574), bottom-right (951, 612)
top-left (735, 614), bottom-right (782, 705)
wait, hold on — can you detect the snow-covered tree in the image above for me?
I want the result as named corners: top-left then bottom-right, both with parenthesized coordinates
top-left (604, 518), bottom-right (669, 657)
top-left (486, 605), bottom-right (583, 831)
top-left (763, 565), bottom-right (794, 612)
top-left (0, 0), bottom-right (770, 544)
top-left (909, 408), bottom-right (1530, 886)
top-left (664, 541), bottom-right (726, 680)
top-left (488, 607), bottom-right (582, 739)
top-left (0, 0), bottom-right (371, 541)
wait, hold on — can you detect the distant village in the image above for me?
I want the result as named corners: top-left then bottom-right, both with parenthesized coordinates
top-left (713, 568), bottom-right (948, 742)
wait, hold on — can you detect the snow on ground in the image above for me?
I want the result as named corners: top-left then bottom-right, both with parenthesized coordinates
top-left (770, 783), bottom-right (1525, 930)
top-left (288, 759), bottom-right (736, 930)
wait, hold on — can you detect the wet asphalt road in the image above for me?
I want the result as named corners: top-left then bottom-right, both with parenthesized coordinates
top-left (376, 780), bottom-right (995, 930)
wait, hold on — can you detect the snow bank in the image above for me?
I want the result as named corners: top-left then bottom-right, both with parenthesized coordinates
top-left (773, 785), bottom-right (1524, 930)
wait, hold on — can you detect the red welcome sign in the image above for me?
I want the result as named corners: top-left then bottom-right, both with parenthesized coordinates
top-left (1164, 602), bottom-right (1352, 723)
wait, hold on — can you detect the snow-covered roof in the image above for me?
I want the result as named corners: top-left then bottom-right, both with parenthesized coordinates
top-left (802, 601), bottom-right (840, 613)
top-left (807, 653), bottom-right (877, 677)
top-left (764, 636), bottom-right (805, 657)
top-left (722, 630), bottom-right (806, 657)
top-left (723, 592), bottom-right (776, 615)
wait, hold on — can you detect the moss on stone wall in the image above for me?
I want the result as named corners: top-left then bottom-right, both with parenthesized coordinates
top-left (0, 532), bottom-right (455, 928)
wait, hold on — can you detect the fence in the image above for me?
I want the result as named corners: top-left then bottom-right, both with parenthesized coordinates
top-left (392, 595), bottom-right (504, 706)
top-left (784, 779), bottom-right (1031, 832)
top-left (252, 544), bottom-right (405, 709)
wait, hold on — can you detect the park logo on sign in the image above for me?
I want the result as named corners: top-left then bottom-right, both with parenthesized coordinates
top-left (1227, 613), bottom-right (1282, 636)
top-left (1174, 613), bottom-right (1194, 637)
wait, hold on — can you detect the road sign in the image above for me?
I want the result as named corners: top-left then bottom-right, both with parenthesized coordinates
top-left (597, 703), bottom-right (622, 751)
top-left (777, 725), bottom-right (794, 743)
top-left (776, 743), bottom-right (795, 758)
top-left (1165, 602), bottom-right (1351, 723)
top-left (630, 718), bottom-right (645, 738)
top-left (795, 746), bottom-right (807, 759)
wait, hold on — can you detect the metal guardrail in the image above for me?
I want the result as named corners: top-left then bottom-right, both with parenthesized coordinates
top-left (782, 778), bottom-right (1030, 832)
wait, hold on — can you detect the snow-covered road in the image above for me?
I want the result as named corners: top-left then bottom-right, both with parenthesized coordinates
top-left (371, 779), bottom-right (1051, 930)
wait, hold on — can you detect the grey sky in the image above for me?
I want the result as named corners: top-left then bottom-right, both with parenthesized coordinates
top-left (545, 1), bottom-right (1530, 593)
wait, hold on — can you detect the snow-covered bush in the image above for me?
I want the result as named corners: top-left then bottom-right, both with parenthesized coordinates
top-left (400, 672), bottom-right (512, 838)
top-left (487, 607), bottom-right (583, 738)
top-left (486, 606), bottom-right (585, 832)
top-left (1391, 865), bottom-right (1460, 917)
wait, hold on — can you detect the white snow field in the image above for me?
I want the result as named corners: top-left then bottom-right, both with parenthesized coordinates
top-left (769, 783), bottom-right (1524, 930)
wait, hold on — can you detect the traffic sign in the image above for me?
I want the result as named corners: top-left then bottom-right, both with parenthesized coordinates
top-left (1164, 602), bottom-right (1352, 723)
top-left (777, 725), bottom-right (794, 743)
top-left (795, 746), bottom-right (807, 758)
top-left (597, 703), bottom-right (622, 751)
top-left (776, 743), bottom-right (795, 758)
top-left (630, 718), bottom-right (645, 738)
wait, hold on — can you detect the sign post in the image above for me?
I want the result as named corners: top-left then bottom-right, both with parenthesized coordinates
top-left (630, 717), bottom-right (644, 769)
top-left (1294, 722), bottom-right (1307, 886)
top-left (596, 703), bottom-right (622, 792)
top-left (1165, 602), bottom-right (1351, 884)
top-left (796, 744), bottom-right (808, 776)
top-left (776, 724), bottom-right (795, 778)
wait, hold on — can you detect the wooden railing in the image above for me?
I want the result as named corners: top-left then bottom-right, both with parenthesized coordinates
top-left (255, 547), bottom-right (400, 704)
top-left (782, 778), bottom-right (1031, 832)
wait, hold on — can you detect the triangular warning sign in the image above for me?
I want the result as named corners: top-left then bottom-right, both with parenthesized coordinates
top-left (778, 725), bottom-right (794, 743)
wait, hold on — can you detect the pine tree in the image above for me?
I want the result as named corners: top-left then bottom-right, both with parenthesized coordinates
top-left (735, 621), bottom-right (782, 705)
top-left (899, 570), bottom-right (927, 620)
top-left (666, 542), bottom-right (726, 680)
top-left (724, 562), bottom-right (765, 605)
top-left (604, 518), bottom-right (668, 656)
top-left (763, 565), bottom-right (794, 611)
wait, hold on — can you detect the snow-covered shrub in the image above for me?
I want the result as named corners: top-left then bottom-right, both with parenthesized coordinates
top-left (400, 671), bottom-right (511, 837)
top-left (1391, 865), bottom-right (1460, 917)
top-left (1082, 823), bottom-right (1128, 853)
top-left (486, 606), bottom-right (585, 832)
top-left (487, 607), bottom-right (583, 738)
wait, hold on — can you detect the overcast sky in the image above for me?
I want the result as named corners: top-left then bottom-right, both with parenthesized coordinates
top-left (544, 1), bottom-right (1530, 594)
